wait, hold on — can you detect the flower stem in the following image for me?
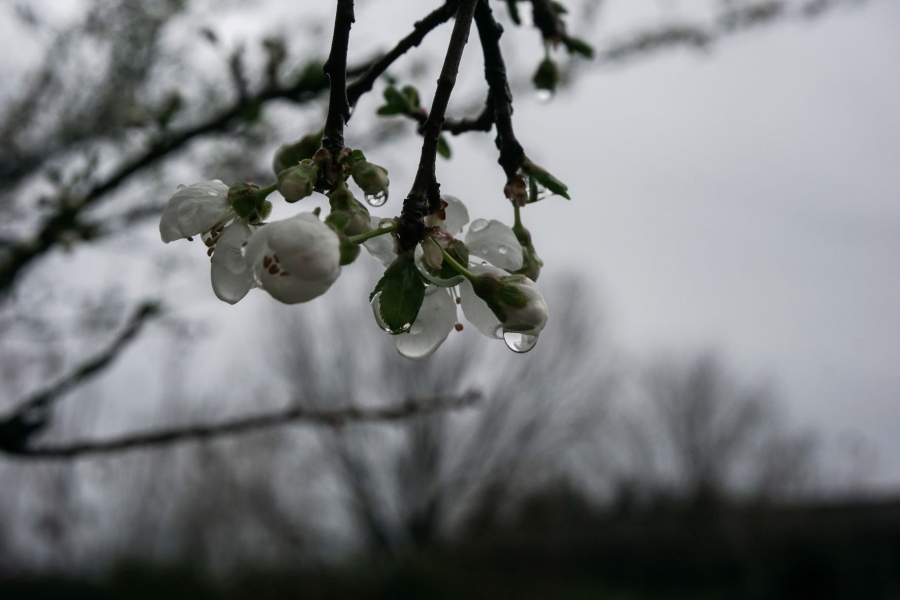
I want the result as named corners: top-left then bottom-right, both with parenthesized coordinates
top-left (347, 224), bottom-right (396, 245)
top-left (513, 202), bottom-right (523, 230)
top-left (256, 183), bottom-right (278, 198)
top-left (441, 248), bottom-right (476, 282)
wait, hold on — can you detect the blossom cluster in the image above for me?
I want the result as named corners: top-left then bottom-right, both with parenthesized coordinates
top-left (160, 136), bottom-right (561, 359)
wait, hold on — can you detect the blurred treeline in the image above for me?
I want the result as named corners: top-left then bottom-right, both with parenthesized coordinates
top-left (0, 0), bottom-right (893, 598)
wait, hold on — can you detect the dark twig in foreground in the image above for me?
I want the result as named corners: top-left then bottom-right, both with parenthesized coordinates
top-left (475, 0), bottom-right (525, 179)
top-left (347, 0), bottom-right (460, 109)
top-left (398, 0), bottom-right (480, 252)
top-left (6, 392), bottom-right (481, 460)
top-left (0, 301), bottom-right (161, 453)
top-left (322, 0), bottom-right (356, 156)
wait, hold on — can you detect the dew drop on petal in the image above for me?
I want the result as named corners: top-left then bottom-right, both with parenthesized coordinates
top-left (498, 245), bottom-right (508, 255)
top-left (503, 330), bottom-right (539, 353)
top-left (364, 192), bottom-right (387, 207)
top-left (470, 218), bottom-right (489, 232)
top-left (177, 184), bottom-right (186, 190)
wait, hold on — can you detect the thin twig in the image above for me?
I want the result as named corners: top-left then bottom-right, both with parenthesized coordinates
top-left (0, 301), bottom-right (161, 453)
top-left (398, 0), bottom-right (480, 252)
top-left (346, 0), bottom-right (460, 109)
top-left (474, 0), bottom-right (525, 179)
top-left (6, 392), bottom-right (481, 460)
top-left (322, 0), bottom-right (355, 157)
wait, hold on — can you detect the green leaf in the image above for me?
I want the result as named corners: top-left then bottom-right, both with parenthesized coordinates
top-left (377, 105), bottom-right (404, 116)
top-left (528, 163), bottom-right (570, 200)
top-left (564, 36), bottom-right (595, 59)
top-left (371, 257), bottom-right (426, 334)
top-left (383, 86), bottom-right (409, 111)
top-left (437, 135), bottom-right (452, 159)
top-left (505, 0), bottom-right (521, 25)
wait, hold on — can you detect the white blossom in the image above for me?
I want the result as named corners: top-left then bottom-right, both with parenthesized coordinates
top-left (244, 213), bottom-right (341, 304)
top-left (159, 180), bottom-right (232, 243)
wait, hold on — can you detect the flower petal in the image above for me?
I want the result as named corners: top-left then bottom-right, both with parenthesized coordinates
top-left (441, 195), bottom-right (469, 235)
top-left (459, 264), bottom-right (508, 339)
top-left (414, 244), bottom-right (464, 287)
top-left (210, 222), bottom-right (254, 304)
top-left (464, 219), bottom-right (523, 271)
top-left (159, 180), bottom-right (231, 242)
top-left (245, 213), bottom-right (341, 304)
top-left (395, 286), bottom-right (456, 360)
top-left (362, 216), bottom-right (396, 267)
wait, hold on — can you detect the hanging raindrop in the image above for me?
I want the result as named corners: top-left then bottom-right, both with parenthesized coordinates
top-left (364, 192), bottom-right (388, 207)
top-left (503, 330), bottom-right (539, 353)
top-left (370, 293), bottom-right (392, 333)
top-left (535, 89), bottom-right (554, 104)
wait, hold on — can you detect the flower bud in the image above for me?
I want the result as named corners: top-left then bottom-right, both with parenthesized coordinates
top-left (272, 131), bottom-right (322, 175)
top-left (351, 160), bottom-right (390, 203)
top-left (276, 160), bottom-right (318, 203)
top-left (328, 184), bottom-right (371, 237)
top-left (471, 273), bottom-right (548, 335)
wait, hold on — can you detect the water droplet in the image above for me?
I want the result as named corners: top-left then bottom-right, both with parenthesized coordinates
top-left (176, 184), bottom-right (186, 190)
top-left (480, 246), bottom-right (489, 255)
top-left (503, 330), bottom-right (539, 353)
top-left (370, 293), bottom-right (391, 333)
top-left (364, 192), bottom-right (387, 207)
top-left (498, 245), bottom-right (508, 255)
top-left (491, 325), bottom-right (504, 339)
top-left (470, 219), bottom-right (489, 232)
top-left (410, 322), bottom-right (423, 335)
top-left (535, 89), bottom-right (554, 104)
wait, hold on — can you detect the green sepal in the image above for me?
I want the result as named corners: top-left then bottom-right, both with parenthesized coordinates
top-left (428, 240), bottom-right (468, 283)
top-left (325, 211), bottom-right (351, 232)
top-left (471, 274), bottom-right (528, 324)
top-left (370, 256), bottom-right (426, 334)
top-left (339, 239), bottom-right (360, 266)
top-left (401, 85), bottom-right (420, 108)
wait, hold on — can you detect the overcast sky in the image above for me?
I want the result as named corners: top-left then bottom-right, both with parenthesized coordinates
top-left (461, 0), bottom-right (900, 486)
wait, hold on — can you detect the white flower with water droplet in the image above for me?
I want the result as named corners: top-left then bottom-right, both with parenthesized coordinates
top-left (160, 180), bottom-right (262, 304)
top-left (425, 195), bottom-right (470, 235)
top-left (395, 286), bottom-right (456, 360)
top-left (465, 219), bottom-right (523, 271)
top-left (244, 212), bottom-right (341, 304)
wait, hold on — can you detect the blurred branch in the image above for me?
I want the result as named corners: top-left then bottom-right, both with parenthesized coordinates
top-left (346, 0), bottom-right (460, 109)
top-left (0, 62), bottom-right (372, 296)
top-left (4, 391), bottom-right (481, 460)
top-left (0, 301), bottom-right (161, 453)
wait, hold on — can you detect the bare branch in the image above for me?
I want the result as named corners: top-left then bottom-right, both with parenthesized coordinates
top-left (0, 301), bottom-right (161, 453)
top-left (322, 0), bottom-right (356, 157)
top-left (398, 0), bottom-right (480, 252)
top-left (346, 0), bottom-right (460, 109)
top-left (5, 392), bottom-right (481, 460)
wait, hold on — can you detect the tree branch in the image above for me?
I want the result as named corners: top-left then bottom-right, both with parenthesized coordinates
top-left (404, 100), bottom-right (494, 136)
top-left (0, 301), bottom-right (161, 453)
top-left (5, 392), bottom-right (480, 460)
top-left (475, 0), bottom-right (526, 179)
top-left (397, 0), bottom-right (480, 252)
top-left (346, 0), bottom-right (460, 109)
top-left (322, 0), bottom-right (355, 157)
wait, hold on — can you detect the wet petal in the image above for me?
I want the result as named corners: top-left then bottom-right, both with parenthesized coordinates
top-left (441, 195), bottom-right (469, 235)
top-left (422, 237), bottom-right (444, 271)
top-left (159, 180), bottom-right (231, 242)
top-left (245, 213), bottom-right (341, 304)
top-left (415, 244), bottom-right (464, 287)
top-left (395, 286), bottom-right (456, 360)
top-left (464, 219), bottom-right (523, 271)
top-left (210, 222), bottom-right (254, 304)
top-left (459, 264), bottom-right (508, 340)
top-left (362, 216), bottom-right (397, 267)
